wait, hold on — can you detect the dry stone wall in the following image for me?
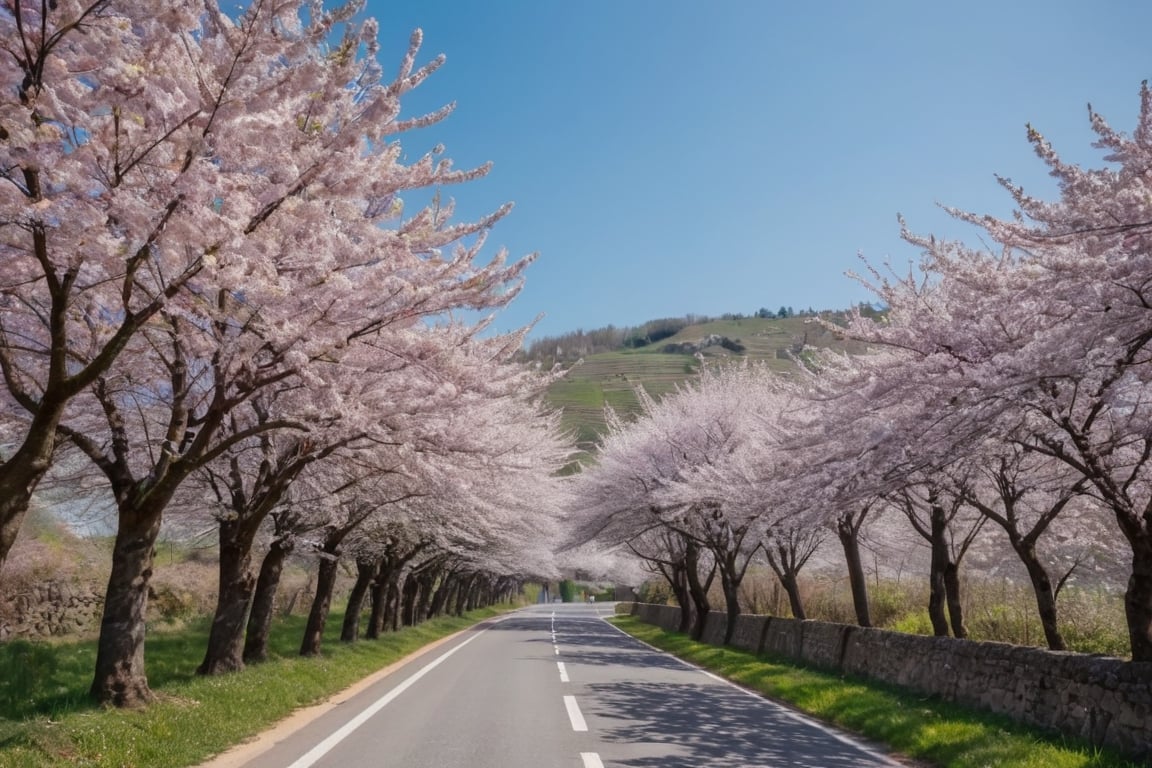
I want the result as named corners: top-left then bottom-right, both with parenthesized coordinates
top-left (0, 580), bottom-right (104, 640)
top-left (628, 604), bottom-right (1152, 760)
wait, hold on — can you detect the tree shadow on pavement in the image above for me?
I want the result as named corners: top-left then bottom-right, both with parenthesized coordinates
top-left (586, 679), bottom-right (896, 768)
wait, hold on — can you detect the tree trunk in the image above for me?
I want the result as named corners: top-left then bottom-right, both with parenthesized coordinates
top-left (1124, 533), bottom-right (1152, 662)
top-left (340, 557), bottom-right (379, 643)
top-left (300, 551), bottom-right (340, 657)
top-left (665, 565), bottom-right (692, 633)
top-left (441, 578), bottom-right (460, 617)
top-left (467, 577), bottom-right (484, 611)
top-left (243, 538), bottom-right (291, 664)
top-left (464, 580), bottom-right (477, 612)
top-left (388, 575), bottom-right (404, 630)
top-left (416, 571), bottom-right (436, 621)
top-left (764, 541), bottom-right (807, 622)
top-left (401, 574), bottom-right (419, 626)
top-left (198, 517), bottom-right (261, 675)
top-left (454, 574), bottom-right (475, 616)
top-left (781, 571), bottom-right (806, 621)
top-left (684, 542), bottom-right (714, 641)
top-left (943, 561), bottom-right (967, 639)
top-left (1012, 541), bottom-right (1066, 650)
top-left (366, 561), bottom-right (395, 640)
top-left (429, 572), bottom-right (455, 618)
top-left (89, 504), bottom-right (163, 707)
top-left (717, 553), bottom-right (744, 645)
top-left (838, 518), bottom-right (872, 627)
top-left (0, 406), bottom-right (62, 577)
top-left (927, 506), bottom-right (951, 637)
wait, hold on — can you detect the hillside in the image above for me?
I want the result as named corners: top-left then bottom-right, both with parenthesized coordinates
top-left (544, 313), bottom-right (870, 452)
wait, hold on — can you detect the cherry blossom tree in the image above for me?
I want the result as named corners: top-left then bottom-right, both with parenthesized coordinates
top-left (566, 387), bottom-right (718, 639)
top-left (761, 521), bottom-right (826, 621)
top-left (948, 442), bottom-right (1095, 650)
top-left (1, 0), bottom-right (206, 573)
top-left (569, 362), bottom-right (821, 643)
top-left (770, 351), bottom-right (898, 628)
top-left (282, 349), bottom-right (570, 656)
top-left (835, 83), bottom-right (1152, 659)
top-left (194, 323), bottom-right (551, 674)
top-left (4, 0), bottom-right (538, 705)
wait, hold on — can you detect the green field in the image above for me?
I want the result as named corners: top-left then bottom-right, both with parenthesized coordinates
top-left (546, 315), bottom-right (865, 451)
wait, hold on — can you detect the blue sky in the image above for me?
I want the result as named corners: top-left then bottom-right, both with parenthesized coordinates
top-left (364, 1), bottom-right (1152, 339)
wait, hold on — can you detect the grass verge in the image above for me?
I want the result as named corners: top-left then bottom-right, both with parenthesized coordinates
top-left (0, 606), bottom-right (513, 768)
top-left (609, 615), bottom-right (1143, 768)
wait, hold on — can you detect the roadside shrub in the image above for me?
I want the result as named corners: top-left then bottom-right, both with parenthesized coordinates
top-left (892, 611), bottom-right (935, 636)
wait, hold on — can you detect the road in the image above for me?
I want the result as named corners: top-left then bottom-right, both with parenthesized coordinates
top-left (229, 603), bottom-right (903, 768)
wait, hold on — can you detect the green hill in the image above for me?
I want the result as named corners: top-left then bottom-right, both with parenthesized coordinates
top-left (545, 313), bottom-right (867, 452)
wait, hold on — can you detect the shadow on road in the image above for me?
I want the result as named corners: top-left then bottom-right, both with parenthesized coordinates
top-left (587, 679), bottom-right (893, 768)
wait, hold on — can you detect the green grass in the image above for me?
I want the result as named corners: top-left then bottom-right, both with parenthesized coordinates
top-left (544, 315), bottom-right (869, 447)
top-left (0, 606), bottom-right (513, 768)
top-left (609, 616), bottom-right (1143, 768)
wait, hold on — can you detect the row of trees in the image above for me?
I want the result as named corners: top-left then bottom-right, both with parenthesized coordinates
top-left (569, 84), bottom-right (1152, 662)
top-left (0, 0), bottom-right (571, 706)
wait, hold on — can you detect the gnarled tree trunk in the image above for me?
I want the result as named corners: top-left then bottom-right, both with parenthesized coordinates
top-left (684, 541), bottom-right (714, 640)
top-left (0, 411), bottom-right (60, 576)
top-left (341, 556), bottom-right (380, 643)
top-left (927, 506), bottom-right (951, 637)
top-left (198, 516), bottom-right (262, 674)
top-left (837, 508), bottom-right (872, 627)
top-left (89, 503), bottom-right (164, 707)
top-left (300, 543), bottom-right (341, 657)
top-left (243, 537), bottom-right (292, 664)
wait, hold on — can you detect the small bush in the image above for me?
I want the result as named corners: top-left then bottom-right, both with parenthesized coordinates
top-left (869, 582), bottom-right (923, 627)
top-left (892, 611), bottom-right (935, 636)
top-left (636, 580), bottom-right (672, 606)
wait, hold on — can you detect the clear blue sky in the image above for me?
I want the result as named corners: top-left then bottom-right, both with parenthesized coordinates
top-left (364, 0), bottom-right (1152, 339)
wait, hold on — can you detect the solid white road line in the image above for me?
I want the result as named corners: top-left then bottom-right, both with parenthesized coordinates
top-left (563, 695), bottom-right (588, 732)
top-left (580, 752), bottom-right (605, 768)
top-left (557, 661), bottom-right (569, 683)
top-left (285, 630), bottom-right (488, 768)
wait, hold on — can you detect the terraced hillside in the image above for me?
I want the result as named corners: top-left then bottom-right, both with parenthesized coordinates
top-left (546, 314), bottom-right (867, 453)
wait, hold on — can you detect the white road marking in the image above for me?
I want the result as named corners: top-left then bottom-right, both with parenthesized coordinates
top-left (557, 661), bottom-right (569, 683)
top-left (284, 629), bottom-right (488, 768)
top-left (563, 695), bottom-right (588, 731)
top-left (554, 645), bottom-right (560, 655)
top-left (580, 752), bottom-right (604, 768)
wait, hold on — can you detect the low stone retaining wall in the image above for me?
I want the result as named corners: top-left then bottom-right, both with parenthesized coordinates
top-left (627, 604), bottom-right (1152, 759)
top-left (0, 580), bottom-right (104, 640)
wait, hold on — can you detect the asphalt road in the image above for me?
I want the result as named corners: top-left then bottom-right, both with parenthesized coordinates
top-left (232, 603), bottom-right (904, 768)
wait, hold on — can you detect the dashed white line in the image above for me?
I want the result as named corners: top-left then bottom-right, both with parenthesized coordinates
top-left (554, 645), bottom-right (560, 655)
top-left (563, 695), bottom-right (588, 732)
top-left (580, 752), bottom-right (604, 768)
top-left (557, 661), bottom-right (569, 683)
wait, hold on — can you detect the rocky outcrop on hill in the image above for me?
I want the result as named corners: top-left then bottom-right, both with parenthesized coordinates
top-left (661, 334), bottom-right (746, 355)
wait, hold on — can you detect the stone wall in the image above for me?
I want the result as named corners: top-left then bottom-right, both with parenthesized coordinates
top-left (0, 580), bottom-right (104, 641)
top-left (628, 604), bottom-right (1152, 760)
